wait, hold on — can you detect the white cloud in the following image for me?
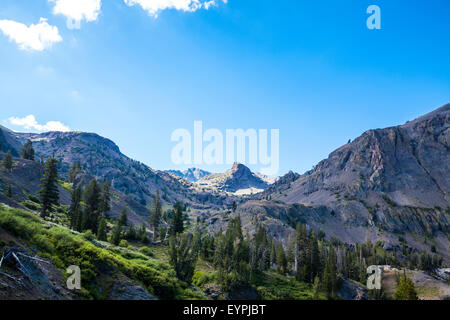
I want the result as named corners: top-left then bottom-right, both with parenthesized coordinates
top-left (49, 0), bottom-right (101, 29)
top-left (0, 18), bottom-right (62, 51)
top-left (124, 0), bottom-right (227, 18)
top-left (8, 115), bottom-right (70, 132)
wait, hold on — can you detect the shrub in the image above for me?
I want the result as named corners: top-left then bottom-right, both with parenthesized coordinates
top-left (82, 230), bottom-right (96, 241)
top-left (138, 246), bottom-right (154, 257)
top-left (119, 240), bottom-right (129, 248)
top-left (192, 270), bottom-right (215, 287)
top-left (21, 200), bottom-right (40, 211)
top-left (31, 233), bottom-right (55, 253)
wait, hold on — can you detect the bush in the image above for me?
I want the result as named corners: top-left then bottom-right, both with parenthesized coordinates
top-left (119, 240), bottom-right (129, 248)
top-left (138, 246), bottom-right (154, 257)
top-left (82, 230), bottom-right (96, 241)
top-left (21, 200), bottom-right (40, 211)
top-left (31, 233), bottom-right (55, 253)
top-left (192, 270), bottom-right (215, 287)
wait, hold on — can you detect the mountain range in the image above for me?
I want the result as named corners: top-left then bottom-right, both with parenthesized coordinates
top-left (165, 168), bottom-right (211, 182)
top-left (0, 104), bottom-right (449, 263)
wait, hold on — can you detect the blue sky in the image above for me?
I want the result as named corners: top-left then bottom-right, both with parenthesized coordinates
top-left (0, 0), bottom-right (449, 176)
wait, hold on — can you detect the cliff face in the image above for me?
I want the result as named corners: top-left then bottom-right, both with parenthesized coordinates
top-left (239, 105), bottom-right (450, 261)
top-left (260, 104), bottom-right (449, 220)
top-left (267, 104), bottom-right (449, 208)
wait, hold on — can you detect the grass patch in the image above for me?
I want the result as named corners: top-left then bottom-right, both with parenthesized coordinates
top-left (0, 204), bottom-right (200, 300)
top-left (251, 271), bottom-right (323, 300)
top-left (58, 180), bottom-right (74, 193)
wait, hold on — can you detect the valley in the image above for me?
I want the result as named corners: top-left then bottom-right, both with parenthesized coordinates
top-left (0, 104), bottom-right (449, 300)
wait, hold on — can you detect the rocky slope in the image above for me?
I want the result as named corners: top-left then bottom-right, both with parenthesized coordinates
top-left (0, 128), bottom-right (230, 224)
top-left (222, 104), bottom-right (450, 261)
top-left (261, 104), bottom-right (450, 208)
top-left (0, 125), bottom-right (21, 157)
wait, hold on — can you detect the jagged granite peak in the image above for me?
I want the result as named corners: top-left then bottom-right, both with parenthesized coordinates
top-left (166, 168), bottom-right (211, 182)
top-left (197, 162), bottom-right (272, 194)
top-left (230, 161), bottom-right (252, 176)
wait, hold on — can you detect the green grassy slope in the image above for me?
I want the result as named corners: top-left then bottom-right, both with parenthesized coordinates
top-left (0, 204), bottom-right (203, 300)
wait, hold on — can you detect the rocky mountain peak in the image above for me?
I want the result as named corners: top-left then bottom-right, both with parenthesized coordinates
top-left (230, 162), bottom-right (252, 176)
top-left (165, 168), bottom-right (211, 182)
top-left (197, 163), bottom-right (271, 194)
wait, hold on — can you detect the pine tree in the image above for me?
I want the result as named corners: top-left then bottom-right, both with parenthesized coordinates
top-left (394, 273), bottom-right (418, 300)
top-left (69, 186), bottom-right (83, 231)
top-left (2, 151), bottom-right (13, 172)
top-left (169, 233), bottom-right (198, 283)
top-left (119, 209), bottom-right (128, 226)
top-left (110, 221), bottom-right (122, 246)
top-left (99, 179), bottom-right (111, 217)
top-left (125, 225), bottom-right (137, 241)
top-left (83, 179), bottom-right (101, 231)
top-left (251, 225), bottom-right (271, 272)
top-left (270, 242), bottom-right (277, 267)
top-left (137, 224), bottom-right (149, 244)
top-left (286, 238), bottom-right (295, 269)
top-left (309, 230), bottom-right (321, 283)
top-left (313, 276), bottom-right (321, 300)
top-left (38, 158), bottom-right (59, 218)
top-left (97, 218), bottom-right (108, 241)
top-left (68, 161), bottom-right (82, 183)
top-left (6, 185), bottom-right (12, 198)
top-left (276, 243), bottom-right (287, 275)
top-left (213, 216), bottom-right (251, 290)
top-left (171, 201), bottom-right (184, 235)
top-left (322, 247), bottom-right (338, 299)
top-left (20, 140), bottom-right (35, 161)
top-left (295, 222), bottom-right (308, 281)
top-left (149, 191), bottom-right (162, 240)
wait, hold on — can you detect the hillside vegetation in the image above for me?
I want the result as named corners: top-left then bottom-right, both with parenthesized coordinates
top-left (0, 204), bottom-right (203, 300)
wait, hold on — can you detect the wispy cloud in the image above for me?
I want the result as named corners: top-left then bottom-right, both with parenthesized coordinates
top-left (0, 18), bottom-right (62, 51)
top-left (49, 0), bottom-right (101, 29)
top-left (7, 115), bottom-right (70, 132)
top-left (124, 0), bottom-right (227, 18)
